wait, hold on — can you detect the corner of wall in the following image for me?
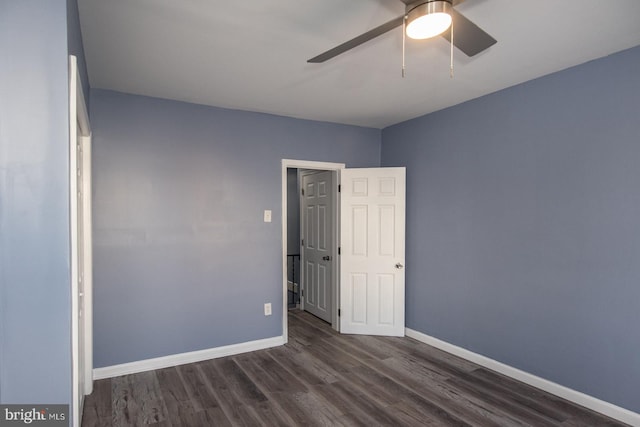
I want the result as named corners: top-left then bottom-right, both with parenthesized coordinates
top-left (67, 0), bottom-right (90, 113)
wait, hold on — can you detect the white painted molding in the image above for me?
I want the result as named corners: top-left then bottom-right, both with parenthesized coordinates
top-left (281, 159), bottom-right (346, 171)
top-left (405, 328), bottom-right (640, 427)
top-left (94, 336), bottom-right (285, 380)
top-left (69, 54), bottom-right (81, 427)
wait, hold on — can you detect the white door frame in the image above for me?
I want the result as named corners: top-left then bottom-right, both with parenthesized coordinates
top-left (70, 55), bottom-right (93, 427)
top-left (281, 160), bottom-right (344, 341)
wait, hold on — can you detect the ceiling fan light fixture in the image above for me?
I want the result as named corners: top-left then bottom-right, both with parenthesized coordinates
top-left (405, 1), bottom-right (452, 40)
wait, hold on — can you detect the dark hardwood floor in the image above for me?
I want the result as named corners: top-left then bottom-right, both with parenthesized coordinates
top-left (82, 310), bottom-right (627, 426)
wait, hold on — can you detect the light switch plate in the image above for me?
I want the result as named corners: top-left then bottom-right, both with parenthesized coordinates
top-left (264, 210), bottom-right (272, 223)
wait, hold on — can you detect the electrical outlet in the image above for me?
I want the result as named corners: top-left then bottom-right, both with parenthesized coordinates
top-left (264, 303), bottom-right (272, 316)
top-left (263, 210), bottom-right (272, 223)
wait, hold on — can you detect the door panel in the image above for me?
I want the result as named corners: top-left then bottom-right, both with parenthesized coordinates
top-left (301, 171), bottom-right (334, 323)
top-left (340, 167), bottom-right (406, 336)
top-left (351, 274), bottom-right (367, 323)
top-left (70, 56), bottom-right (85, 426)
top-left (70, 56), bottom-right (94, 425)
top-left (305, 261), bottom-right (315, 306)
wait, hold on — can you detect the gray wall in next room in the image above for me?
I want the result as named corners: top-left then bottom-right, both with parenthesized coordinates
top-left (287, 169), bottom-right (301, 287)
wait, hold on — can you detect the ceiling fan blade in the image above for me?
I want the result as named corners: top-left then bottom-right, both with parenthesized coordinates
top-left (308, 15), bottom-right (404, 63)
top-left (441, 8), bottom-right (496, 57)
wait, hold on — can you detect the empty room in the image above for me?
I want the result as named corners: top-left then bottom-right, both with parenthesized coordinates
top-left (1, 0), bottom-right (639, 426)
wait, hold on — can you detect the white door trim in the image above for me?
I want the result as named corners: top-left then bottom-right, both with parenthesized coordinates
top-left (281, 160), bottom-right (345, 342)
top-left (81, 133), bottom-right (93, 396)
top-left (70, 55), bottom-right (92, 427)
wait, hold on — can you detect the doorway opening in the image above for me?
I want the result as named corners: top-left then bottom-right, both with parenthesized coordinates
top-left (298, 169), bottom-right (336, 324)
top-left (281, 160), bottom-right (344, 342)
top-left (285, 168), bottom-right (300, 310)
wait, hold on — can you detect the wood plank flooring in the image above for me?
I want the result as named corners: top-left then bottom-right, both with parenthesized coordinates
top-left (82, 310), bottom-right (628, 426)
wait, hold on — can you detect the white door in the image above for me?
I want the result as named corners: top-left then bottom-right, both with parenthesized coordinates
top-left (301, 171), bottom-right (334, 323)
top-left (69, 57), bottom-right (84, 426)
top-left (70, 55), bottom-right (92, 426)
top-left (340, 167), bottom-right (406, 336)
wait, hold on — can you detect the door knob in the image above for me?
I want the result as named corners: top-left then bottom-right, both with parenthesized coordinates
top-left (323, 255), bottom-right (332, 261)
top-left (395, 262), bottom-right (404, 269)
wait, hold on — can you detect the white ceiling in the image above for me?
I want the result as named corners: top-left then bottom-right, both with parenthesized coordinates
top-left (78, 0), bottom-right (640, 129)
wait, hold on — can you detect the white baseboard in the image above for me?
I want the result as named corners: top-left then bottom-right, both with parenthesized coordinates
top-left (405, 328), bottom-right (640, 427)
top-left (93, 335), bottom-right (285, 380)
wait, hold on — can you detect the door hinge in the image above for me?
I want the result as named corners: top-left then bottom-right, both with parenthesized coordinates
top-left (338, 184), bottom-right (341, 192)
top-left (301, 188), bottom-right (304, 196)
top-left (338, 247), bottom-right (341, 255)
top-left (301, 239), bottom-right (304, 246)
top-left (301, 289), bottom-right (304, 297)
top-left (338, 309), bottom-right (341, 317)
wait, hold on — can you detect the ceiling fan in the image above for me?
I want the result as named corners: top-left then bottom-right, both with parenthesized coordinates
top-left (308, 0), bottom-right (496, 63)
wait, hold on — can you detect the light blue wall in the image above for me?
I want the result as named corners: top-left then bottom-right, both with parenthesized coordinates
top-left (0, 0), bottom-right (72, 405)
top-left (90, 89), bottom-right (380, 367)
top-left (381, 46), bottom-right (640, 412)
